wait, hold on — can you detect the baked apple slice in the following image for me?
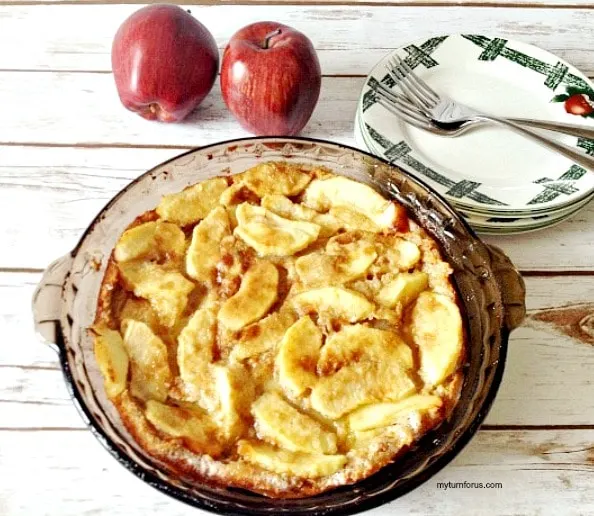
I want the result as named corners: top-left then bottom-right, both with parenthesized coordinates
top-left (177, 307), bottom-right (217, 404)
top-left (229, 309), bottom-right (296, 362)
top-left (186, 206), bottom-right (230, 282)
top-left (252, 391), bottom-right (337, 454)
top-left (303, 176), bottom-right (401, 229)
top-left (218, 261), bottom-right (279, 331)
top-left (114, 221), bottom-right (186, 262)
top-left (346, 394), bottom-right (442, 431)
top-left (234, 203), bottom-right (320, 257)
top-left (376, 271), bottom-right (429, 308)
top-left (145, 400), bottom-right (223, 457)
top-left (261, 194), bottom-right (341, 238)
top-left (119, 261), bottom-right (195, 327)
top-left (156, 177), bottom-right (228, 225)
top-left (122, 319), bottom-right (172, 402)
top-left (311, 325), bottom-right (415, 419)
top-left (410, 291), bottom-right (464, 386)
top-left (295, 234), bottom-right (377, 287)
top-left (93, 326), bottom-right (129, 398)
top-left (238, 441), bottom-right (346, 478)
top-left (276, 316), bottom-right (322, 397)
top-left (292, 287), bottom-right (374, 323)
top-left (240, 162), bottom-right (311, 197)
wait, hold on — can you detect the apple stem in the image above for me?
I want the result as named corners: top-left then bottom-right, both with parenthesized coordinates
top-left (262, 29), bottom-right (281, 49)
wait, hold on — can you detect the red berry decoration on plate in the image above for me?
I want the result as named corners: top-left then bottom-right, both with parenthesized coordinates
top-left (564, 94), bottom-right (594, 116)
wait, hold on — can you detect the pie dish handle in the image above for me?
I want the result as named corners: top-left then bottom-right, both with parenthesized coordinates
top-left (484, 243), bottom-right (526, 332)
top-left (32, 254), bottom-right (73, 353)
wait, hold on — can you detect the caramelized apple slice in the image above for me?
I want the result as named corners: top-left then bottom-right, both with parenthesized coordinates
top-left (252, 392), bottom-right (337, 454)
top-left (311, 361), bottom-right (416, 420)
top-left (410, 291), bottom-right (463, 386)
top-left (261, 194), bottom-right (318, 221)
top-left (177, 307), bottom-right (217, 405)
top-left (234, 203), bottom-right (321, 257)
top-left (276, 316), bottom-right (322, 397)
top-left (114, 221), bottom-right (186, 262)
top-left (292, 287), bottom-right (374, 323)
top-left (261, 194), bottom-right (341, 238)
top-left (156, 177), bottom-right (228, 225)
top-left (238, 441), bottom-right (347, 478)
top-left (373, 237), bottom-right (421, 273)
top-left (93, 326), bottom-right (129, 398)
top-left (229, 308), bottom-right (297, 362)
top-left (211, 364), bottom-right (254, 440)
top-left (186, 206), bottom-right (230, 282)
top-left (218, 261), bottom-right (279, 331)
top-left (303, 176), bottom-right (399, 228)
top-left (317, 325), bottom-right (413, 375)
top-left (144, 400), bottom-right (223, 457)
top-left (119, 262), bottom-right (195, 327)
top-left (295, 234), bottom-right (377, 287)
top-left (376, 271), bottom-right (429, 308)
top-left (311, 326), bottom-right (415, 419)
top-left (118, 298), bottom-right (160, 331)
top-left (241, 162), bottom-right (311, 197)
top-left (121, 319), bottom-right (172, 402)
top-left (346, 395), bottom-right (442, 431)
top-left (329, 207), bottom-right (380, 233)
top-left (219, 182), bottom-right (258, 206)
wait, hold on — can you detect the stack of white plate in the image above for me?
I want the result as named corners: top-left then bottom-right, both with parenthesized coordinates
top-left (354, 34), bottom-right (594, 234)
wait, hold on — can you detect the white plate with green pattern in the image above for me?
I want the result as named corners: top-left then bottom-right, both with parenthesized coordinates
top-left (357, 34), bottom-right (594, 215)
top-left (469, 199), bottom-right (588, 234)
top-left (458, 192), bottom-right (593, 229)
top-left (355, 105), bottom-right (593, 234)
top-left (357, 102), bottom-right (594, 222)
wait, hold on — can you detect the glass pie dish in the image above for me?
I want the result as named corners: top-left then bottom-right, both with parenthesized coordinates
top-left (32, 137), bottom-right (526, 515)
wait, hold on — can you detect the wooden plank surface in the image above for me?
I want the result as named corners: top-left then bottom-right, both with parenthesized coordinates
top-left (1, 72), bottom-right (356, 146)
top-left (2, 5), bottom-right (594, 76)
top-left (9, 272), bottom-right (594, 427)
top-left (1, 427), bottom-right (592, 516)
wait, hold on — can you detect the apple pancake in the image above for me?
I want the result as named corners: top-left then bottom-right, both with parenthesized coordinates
top-left (92, 161), bottom-right (466, 498)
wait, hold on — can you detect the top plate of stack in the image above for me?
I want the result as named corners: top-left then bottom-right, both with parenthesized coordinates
top-left (355, 34), bottom-right (594, 232)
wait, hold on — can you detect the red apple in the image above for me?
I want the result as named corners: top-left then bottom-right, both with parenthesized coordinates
top-left (220, 22), bottom-right (321, 135)
top-left (111, 5), bottom-right (219, 122)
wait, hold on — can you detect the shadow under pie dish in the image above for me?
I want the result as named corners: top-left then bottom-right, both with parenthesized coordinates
top-left (33, 137), bottom-right (526, 515)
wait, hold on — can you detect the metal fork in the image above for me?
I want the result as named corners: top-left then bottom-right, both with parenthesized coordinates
top-left (379, 54), bottom-right (594, 170)
top-left (372, 81), bottom-right (594, 139)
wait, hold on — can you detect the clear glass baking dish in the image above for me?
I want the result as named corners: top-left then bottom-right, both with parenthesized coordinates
top-left (32, 137), bottom-right (525, 515)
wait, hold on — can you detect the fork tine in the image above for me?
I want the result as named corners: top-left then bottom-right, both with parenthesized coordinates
top-left (392, 54), bottom-right (440, 104)
top-left (375, 97), bottom-right (435, 130)
top-left (384, 59), bottom-right (432, 111)
top-left (377, 99), bottom-right (436, 133)
top-left (373, 87), bottom-right (430, 124)
top-left (371, 79), bottom-right (412, 106)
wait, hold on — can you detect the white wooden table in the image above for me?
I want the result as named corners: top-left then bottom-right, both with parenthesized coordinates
top-left (2, 1), bottom-right (594, 515)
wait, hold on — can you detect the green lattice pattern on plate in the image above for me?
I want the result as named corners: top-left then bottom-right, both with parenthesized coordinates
top-left (365, 124), bottom-right (507, 206)
top-left (362, 36), bottom-right (448, 112)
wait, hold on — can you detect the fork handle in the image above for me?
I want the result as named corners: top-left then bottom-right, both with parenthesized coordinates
top-left (510, 118), bottom-right (594, 139)
top-left (482, 116), bottom-right (594, 171)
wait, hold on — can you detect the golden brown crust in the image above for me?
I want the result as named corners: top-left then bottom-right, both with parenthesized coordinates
top-left (93, 162), bottom-right (465, 498)
top-left (116, 390), bottom-right (446, 498)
